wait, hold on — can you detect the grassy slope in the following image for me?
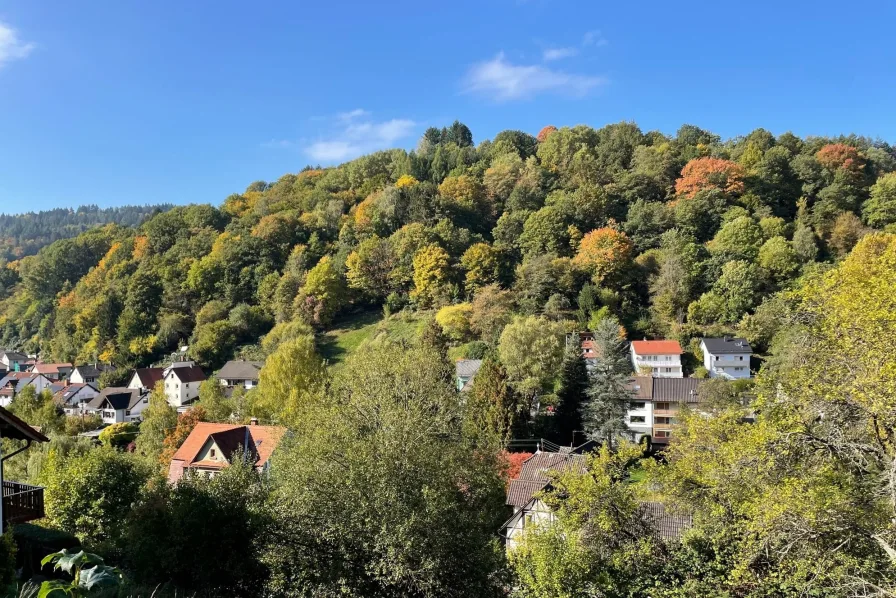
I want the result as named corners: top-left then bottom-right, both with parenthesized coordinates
top-left (317, 309), bottom-right (428, 368)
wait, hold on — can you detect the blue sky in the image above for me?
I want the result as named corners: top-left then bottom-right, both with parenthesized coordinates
top-left (1, 0), bottom-right (895, 213)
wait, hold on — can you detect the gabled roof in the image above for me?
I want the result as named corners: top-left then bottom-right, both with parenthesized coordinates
top-left (132, 367), bottom-right (165, 388)
top-left (455, 359), bottom-right (482, 378)
top-left (629, 376), bottom-right (702, 403)
top-left (53, 383), bottom-right (97, 406)
top-left (0, 405), bottom-right (49, 442)
top-left (171, 422), bottom-right (285, 469)
top-left (0, 351), bottom-right (26, 361)
top-left (701, 337), bottom-right (753, 354)
top-left (31, 362), bottom-right (72, 375)
top-left (640, 502), bottom-right (694, 541)
top-left (72, 364), bottom-right (102, 379)
top-left (168, 365), bottom-right (206, 383)
top-left (217, 361), bottom-right (263, 381)
top-left (631, 340), bottom-right (683, 355)
top-left (87, 387), bottom-right (143, 411)
top-left (506, 451), bottom-right (587, 507)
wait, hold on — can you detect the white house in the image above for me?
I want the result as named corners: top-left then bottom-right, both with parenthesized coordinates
top-left (168, 422), bottom-right (285, 483)
top-left (69, 364), bottom-right (114, 385)
top-left (30, 362), bottom-right (73, 381)
top-left (629, 340), bottom-right (683, 378)
top-left (627, 376), bottom-right (702, 446)
top-left (85, 387), bottom-right (148, 424)
top-left (163, 364), bottom-right (206, 410)
top-left (52, 383), bottom-right (99, 415)
top-left (216, 361), bottom-right (263, 390)
top-left (700, 337), bottom-right (752, 379)
top-left (0, 373), bottom-right (54, 406)
top-left (0, 351), bottom-right (27, 372)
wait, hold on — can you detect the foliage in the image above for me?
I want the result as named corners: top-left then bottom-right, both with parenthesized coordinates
top-left (159, 406), bottom-right (207, 468)
top-left (133, 383), bottom-right (177, 466)
top-left (435, 302), bottom-right (473, 342)
top-left (97, 422), bottom-right (138, 449)
top-left (197, 375), bottom-right (234, 421)
top-left (498, 316), bottom-right (565, 400)
top-left (572, 227), bottom-right (634, 283)
top-left (552, 338), bottom-right (589, 446)
top-left (582, 316), bottom-right (631, 445)
top-left (675, 157), bottom-right (746, 197)
top-left (251, 333), bottom-right (326, 425)
top-left (464, 356), bottom-right (519, 449)
top-left (39, 549), bottom-right (122, 597)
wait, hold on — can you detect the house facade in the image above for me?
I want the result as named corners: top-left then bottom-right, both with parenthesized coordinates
top-left (162, 364), bottom-right (206, 410)
top-left (53, 383), bottom-right (99, 415)
top-left (0, 351), bottom-right (26, 372)
top-left (30, 362), bottom-right (73, 381)
top-left (627, 376), bottom-right (702, 446)
top-left (69, 364), bottom-right (113, 385)
top-left (217, 360), bottom-right (263, 390)
top-left (455, 359), bottom-right (482, 392)
top-left (0, 373), bottom-right (53, 406)
top-left (629, 340), bottom-right (683, 378)
top-left (168, 422), bottom-right (285, 483)
top-left (700, 337), bottom-right (752, 379)
top-left (85, 387), bottom-right (148, 424)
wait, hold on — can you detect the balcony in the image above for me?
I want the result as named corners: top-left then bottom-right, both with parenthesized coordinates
top-left (653, 408), bottom-right (678, 416)
top-left (3, 481), bottom-right (45, 526)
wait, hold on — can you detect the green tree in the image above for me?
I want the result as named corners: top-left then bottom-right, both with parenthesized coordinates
top-left (197, 375), bottom-right (234, 421)
top-left (251, 334), bottom-right (326, 425)
top-left (135, 383), bottom-right (177, 465)
top-left (345, 236), bottom-right (395, 301)
top-left (708, 215), bottom-right (764, 260)
top-left (262, 341), bottom-right (506, 597)
top-left (41, 446), bottom-right (149, 544)
top-left (297, 255), bottom-right (347, 327)
top-left (464, 356), bottom-right (519, 449)
top-left (863, 171), bottom-right (896, 228)
top-left (498, 316), bottom-right (565, 406)
top-left (758, 236), bottom-right (799, 281)
top-left (552, 339), bottom-right (589, 447)
top-left (583, 317), bottom-right (631, 446)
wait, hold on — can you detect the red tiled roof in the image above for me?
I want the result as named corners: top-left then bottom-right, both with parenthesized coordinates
top-left (171, 422), bottom-right (286, 469)
top-left (631, 340), bottom-right (683, 355)
top-left (31, 362), bottom-right (72, 374)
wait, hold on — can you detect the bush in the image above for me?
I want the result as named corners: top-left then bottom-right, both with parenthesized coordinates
top-left (12, 524), bottom-right (79, 579)
top-left (98, 422), bottom-right (139, 448)
top-left (435, 303), bottom-right (473, 342)
top-left (64, 414), bottom-right (104, 436)
top-left (694, 366), bottom-right (709, 379)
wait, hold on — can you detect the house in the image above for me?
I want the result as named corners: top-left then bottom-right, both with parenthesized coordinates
top-left (168, 421), bottom-right (286, 483)
top-left (217, 360), bottom-right (263, 390)
top-left (700, 337), bottom-right (752, 379)
top-left (455, 359), bottom-right (482, 392)
top-left (0, 351), bottom-right (27, 372)
top-left (0, 372), bottom-right (53, 406)
top-left (162, 364), bottom-right (206, 410)
top-left (501, 447), bottom-right (692, 550)
top-left (566, 332), bottom-right (597, 366)
top-left (69, 363), bottom-right (114, 385)
top-left (629, 340), bottom-right (683, 378)
top-left (127, 367), bottom-right (165, 392)
top-left (0, 405), bottom-right (49, 532)
top-left (627, 376), bottom-right (702, 446)
top-left (30, 362), bottom-right (73, 381)
top-left (85, 387), bottom-right (148, 424)
top-left (52, 383), bottom-right (100, 415)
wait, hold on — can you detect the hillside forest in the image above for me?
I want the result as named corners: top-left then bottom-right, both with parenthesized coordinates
top-left (3, 122), bottom-right (896, 596)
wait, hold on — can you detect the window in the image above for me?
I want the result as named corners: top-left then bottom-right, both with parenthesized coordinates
top-left (739, 355), bottom-right (744, 361)
top-left (655, 416), bottom-right (673, 425)
top-left (126, 410), bottom-right (131, 416)
top-left (629, 416), bottom-right (646, 423)
top-left (655, 430), bottom-right (671, 438)
top-left (185, 383), bottom-right (190, 388)
top-left (715, 356), bottom-right (719, 361)
top-left (142, 397), bottom-right (148, 404)
top-left (656, 402), bottom-right (670, 410)
top-left (210, 449), bottom-right (217, 458)
top-left (664, 367), bottom-right (671, 373)
top-left (734, 367), bottom-right (744, 371)
top-left (629, 401), bottom-right (646, 409)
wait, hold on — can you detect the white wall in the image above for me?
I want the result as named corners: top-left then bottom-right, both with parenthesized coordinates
top-left (164, 371), bottom-right (200, 408)
top-left (630, 346), bottom-right (683, 378)
top-left (701, 343), bottom-right (751, 379)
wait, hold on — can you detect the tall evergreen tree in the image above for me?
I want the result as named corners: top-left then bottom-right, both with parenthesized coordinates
top-left (583, 317), bottom-right (632, 447)
top-left (552, 338), bottom-right (589, 447)
top-left (463, 356), bottom-right (518, 449)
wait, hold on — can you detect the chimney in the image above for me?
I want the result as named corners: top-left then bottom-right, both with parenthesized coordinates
top-left (249, 417), bottom-right (258, 426)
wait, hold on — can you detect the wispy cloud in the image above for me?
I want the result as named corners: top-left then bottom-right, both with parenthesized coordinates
top-left (464, 53), bottom-right (606, 102)
top-left (582, 30), bottom-right (608, 48)
top-left (0, 21), bottom-right (35, 69)
top-left (542, 47), bottom-right (578, 62)
top-left (303, 113), bottom-right (416, 163)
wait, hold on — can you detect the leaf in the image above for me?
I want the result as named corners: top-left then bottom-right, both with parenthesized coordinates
top-left (37, 580), bottom-right (74, 598)
top-left (78, 564), bottom-right (122, 590)
top-left (53, 549), bottom-right (103, 574)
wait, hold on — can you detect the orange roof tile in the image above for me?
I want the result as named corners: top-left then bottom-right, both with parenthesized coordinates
top-left (171, 422), bottom-right (286, 469)
top-left (631, 340), bottom-right (683, 355)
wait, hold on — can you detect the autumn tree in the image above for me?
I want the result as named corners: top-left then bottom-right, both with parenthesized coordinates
top-left (863, 172), bottom-right (896, 228)
top-left (251, 333), bottom-right (326, 425)
top-left (160, 406), bottom-right (208, 468)
top-left (674, 157), bottom-right (746, 197)
top-left (345, 236), bottom-right (395, 301)
top-left (411, 244), bottom-right (452, 307)
top-left (461, 242), bottom-right (501, 293)
top-left (573, 227), bottom-right (634, 283)
top-left (135, 383), bottom-right (178, 466)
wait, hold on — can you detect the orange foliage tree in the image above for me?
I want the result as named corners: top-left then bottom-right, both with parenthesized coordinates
top-left (816, 143), bottom-right (865, 173)
top-left (536, 125), bottom-right (557, 143)
top-left (501, 451), bottom-right (534, 485)
top-left (573, 227), bottom-right (635, 282)
top-left (159, 406), bottom-right (207, 467)
top-left (674, 157), bottom-right (746, 198)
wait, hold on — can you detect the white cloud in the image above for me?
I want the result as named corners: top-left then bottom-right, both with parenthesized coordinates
top-left (542, 47), bottom-right (578, 62)
top-left (464, 53), bottom-right (606, 102)
top-left (582, 30), bottom-right (608, 47)
top-left (0, 21), bottom-right (35, 69)
top-left (304, 114), bottom-right (416, 163)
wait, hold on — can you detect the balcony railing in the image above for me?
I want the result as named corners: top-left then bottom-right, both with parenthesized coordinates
top-left (3, 481), bottom-right (45, 526)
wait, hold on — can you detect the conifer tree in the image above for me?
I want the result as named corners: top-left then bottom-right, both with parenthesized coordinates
top-left (583, 317), bottom-right (632, 447)
top-left (553, 338), bottom-right (589, 447)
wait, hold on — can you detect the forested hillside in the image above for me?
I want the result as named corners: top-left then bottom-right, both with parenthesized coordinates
top-left (0, 121), bottom-right (894, 372)
top-left (0, 204), bottom-right (173, 261)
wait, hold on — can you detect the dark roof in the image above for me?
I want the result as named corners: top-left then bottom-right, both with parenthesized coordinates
top-left (640, 502), bottom-right (693, 542)
top-left (132, 367), bottom-right (165, 388)
top-left (217, 360), bottom-right (263, 381)
top-left (209, 428), bottom-right (259, 462)
top-left (701, 337), bottom-right (752, 354)
top-left (0, 351), bottom-right (26, 361)
top-left (72, 364), bottom-right (101, 379)
top-left (0, 405), bottom-right (49, 442)
top-left (88, 387), bottom-right (143, 411)
top-left (169, 365), bottom-right (206, 383)
top-left (506, 452), bottom-right (588, 507)
top-left (628, 376), bottom-right (702, 404)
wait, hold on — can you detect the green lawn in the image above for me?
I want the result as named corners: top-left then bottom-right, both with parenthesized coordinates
top-left (317, 309), bottom-right (428, 368)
